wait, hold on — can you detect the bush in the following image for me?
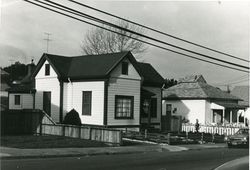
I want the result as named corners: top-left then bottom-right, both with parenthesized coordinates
top-left (63, 109), bottom-right (81, 126)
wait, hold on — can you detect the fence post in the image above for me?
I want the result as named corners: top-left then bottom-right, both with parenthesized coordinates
top-left (186, 131), bottom-right (189, 140)
top-left (79, 126), bottom-right (81, 138)
top-left (144, 129), bottom-right (148, 139)
top-left (89, 127), bottom-right (92, 140)
top-left (62, 125), bottom-right (65, 137)
top-left (167, 133), bottom-right (171, 145)
top-left (201, 132), bottom-right (204, 144)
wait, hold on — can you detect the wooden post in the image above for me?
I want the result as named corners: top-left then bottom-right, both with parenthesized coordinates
top-left (201, 132), bottom-right (204, 144)
top-left (167, 133), bottom-right (171, 145)
top-left (79, 126), bottom-right (81, 138)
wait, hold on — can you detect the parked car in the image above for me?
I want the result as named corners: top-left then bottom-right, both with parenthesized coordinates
top-left (225, 128), bottom-right (249, 148)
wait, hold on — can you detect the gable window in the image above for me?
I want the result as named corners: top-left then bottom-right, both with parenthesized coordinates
top-left (150, 98), bottom-right (157, 118)
top-left (45, 64), bottom-right (50, 76)
top-left (82, 91), bottom-right (92, 115)
top-left (121, 62), bottom-right (128, 75)
top-left (14, 95), bottom-right (21, 105)
top-left (115, 95), bottom-right (134, 119)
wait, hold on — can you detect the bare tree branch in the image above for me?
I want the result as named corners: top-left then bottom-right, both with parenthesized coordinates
top-left (81, 20), bottom-right (148, 56)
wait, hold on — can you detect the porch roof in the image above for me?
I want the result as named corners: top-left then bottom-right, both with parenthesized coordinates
top-left (141, 88), bottom-right (155, 98)
top-left (212, 102), bottom-right (246, 109)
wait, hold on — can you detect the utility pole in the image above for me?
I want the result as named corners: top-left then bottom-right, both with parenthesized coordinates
top-left (44, 32), bottom-right (52, 53)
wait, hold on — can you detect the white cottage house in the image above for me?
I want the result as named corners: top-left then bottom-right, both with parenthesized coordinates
top-left (162, 75), bottom-right (246, 131)
top-left (7, 62), bottom-right (36, 110)
top-left (30, 51), bottom-right (164, 131)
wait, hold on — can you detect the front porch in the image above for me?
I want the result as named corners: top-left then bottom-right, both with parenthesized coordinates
top-left (210, 102), bottom-right (248, 127)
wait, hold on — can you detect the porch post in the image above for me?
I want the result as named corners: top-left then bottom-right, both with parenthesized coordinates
top-left (237, 111), bottom-right (239, 125)
top-left (222, 109), bottom-right (225, 125)
top-left (230, 110), bottom-right (232, 123)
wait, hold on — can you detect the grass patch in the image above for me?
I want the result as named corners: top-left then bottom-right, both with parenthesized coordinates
top-left (0, 135), bottom-right (108, 149)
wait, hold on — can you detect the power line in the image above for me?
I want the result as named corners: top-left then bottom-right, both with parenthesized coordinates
top-left (39, 0), bottom-right (249, 70)
top-left (214, 74), bottom-right (249, 85)
top-left (69, 0), bottom-right (249, 63)
top-left (23, 0), bottom-right (250, 74)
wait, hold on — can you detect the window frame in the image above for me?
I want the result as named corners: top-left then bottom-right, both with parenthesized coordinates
top-left (115, 95), bottom-right (134, 119)
top-left (121, 62), bottom-right (129, 75)
top-left (14, 95), bottom-right (21, 105)
top-left (82, 91), bottom-right (92, 116)
top-left (45, 64), bottom-right (50, 76)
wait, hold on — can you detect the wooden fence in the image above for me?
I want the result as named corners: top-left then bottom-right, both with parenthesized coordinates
top-left (37, 123), bottom-right (122, 145)
top-left (1, 109), bottom-right (44, 135)
top-left (182, 123), bottom-right (241, 136)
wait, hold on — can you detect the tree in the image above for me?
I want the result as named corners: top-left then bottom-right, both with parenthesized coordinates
top-left (3, 62), bottom-right (27, 81)
top-left (81, 20), bottom-right (147, 55)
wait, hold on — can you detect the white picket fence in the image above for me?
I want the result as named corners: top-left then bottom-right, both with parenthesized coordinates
top-left (182, 123), bottom-right (245, 136)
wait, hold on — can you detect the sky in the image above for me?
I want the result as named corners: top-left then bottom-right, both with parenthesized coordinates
top-left (0, 0), bottom-right (249, 90)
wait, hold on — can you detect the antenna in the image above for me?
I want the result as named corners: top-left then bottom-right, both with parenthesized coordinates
top-left (44, 32), bottom-right (52, 53)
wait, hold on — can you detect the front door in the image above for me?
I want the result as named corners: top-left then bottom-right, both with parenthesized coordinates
top-left (43, 92), bottom-right (51, 116)
top-left (161, 104), bottom-right (172, 131)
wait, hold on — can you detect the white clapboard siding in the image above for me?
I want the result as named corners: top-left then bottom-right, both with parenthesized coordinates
top-left (35, 60), bottom-right (60, 122)
top-left (162, 99), bottom-right (207, 124)
top-left (107, 78), bottom-right (141, 126)
top-left (9, 93), bottom-right (34, 110)
top-left (107, 58), bottom-right (141, 126)
top-left (141, 86), bottom-right (162, 125)
top-left (65, 81), bottom-right (105, 125)
top-left (110, 58), bottom-right (141, 80)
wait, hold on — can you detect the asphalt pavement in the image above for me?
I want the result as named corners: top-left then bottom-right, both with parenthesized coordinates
top-left (1, 147), bottom-right (248, 170)
top-left (0, 143), bottom-right (227, 159)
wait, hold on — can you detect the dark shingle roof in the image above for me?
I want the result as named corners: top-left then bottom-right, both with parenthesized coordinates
top-left (40, 51), bottom-right (133, 80)
top-left (163, 76), bottom-right (240, 101)
top-left (231, 86), bottom-right (249, 106)
top-left (137, 62), bottom-right (164, 87)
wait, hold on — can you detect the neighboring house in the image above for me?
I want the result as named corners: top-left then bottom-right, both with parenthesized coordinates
top-left (162, 75), bottom-right (246, 131)
top-left (230, 86), bottom-right (249, 107)
top-left (1, 69), bottom-right (10, 111)
top-left (7, 62), bottom-right (36, 110)
top-left (31, 51), bottom-right (164, 131)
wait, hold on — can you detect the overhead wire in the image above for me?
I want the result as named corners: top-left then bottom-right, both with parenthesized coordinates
top-left (69, 0), bottom-right (249, 63)
top-left (35, 0), bottom-right (250, 70)
top-left (23, 0), bottom-right (250, 73)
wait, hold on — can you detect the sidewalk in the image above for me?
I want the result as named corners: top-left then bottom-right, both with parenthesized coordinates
top-left (0, 143), bottom-right (227, 159)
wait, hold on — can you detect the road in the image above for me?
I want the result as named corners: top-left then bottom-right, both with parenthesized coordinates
top-left (1, 148), bottom-right (249, 170)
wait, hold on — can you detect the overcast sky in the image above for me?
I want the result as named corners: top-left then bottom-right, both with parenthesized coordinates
top-left (0, 0), bottom-right (249, 89)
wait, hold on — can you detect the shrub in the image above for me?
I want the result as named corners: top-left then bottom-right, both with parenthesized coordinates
top-left (63, 109), bottom-right (81, 126)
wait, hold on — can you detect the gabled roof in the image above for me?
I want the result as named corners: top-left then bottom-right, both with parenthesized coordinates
top-left (137, 62), bottom-right (164, 87)
top-left (163, 75), bottom-right (241, 101)
top-left (179, 75), bottom-right (206, 83)
top-left (231, 86), bottom-right (249, 106)
top-left (32, 51), bottom-right (140, 81)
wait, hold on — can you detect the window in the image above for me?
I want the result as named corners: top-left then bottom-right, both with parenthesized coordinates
top-left (82, 91), bottom-right (92, 115)
top-left (115, 95), bottom-right (134, 119)
top-left (150, 98), bottom-right (157, 118)
top-left (14, 95), bottom-right (21, 105)
top-left (166, 104), bottom-right (172, 116)
top-left (121, 62), bottom-right (128, 75)
top-left (45, 64), bottom-right (50, 76)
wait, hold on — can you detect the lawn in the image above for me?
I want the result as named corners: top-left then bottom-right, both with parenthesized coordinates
top-left (0, 135), bottom-right (109, 149)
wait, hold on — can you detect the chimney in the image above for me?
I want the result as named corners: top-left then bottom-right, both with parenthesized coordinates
top-left (27, 59), bottom-right (35, 76)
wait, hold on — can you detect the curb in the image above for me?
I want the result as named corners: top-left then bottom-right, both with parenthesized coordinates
top-left (0, 146), bottom-right (163, 160)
